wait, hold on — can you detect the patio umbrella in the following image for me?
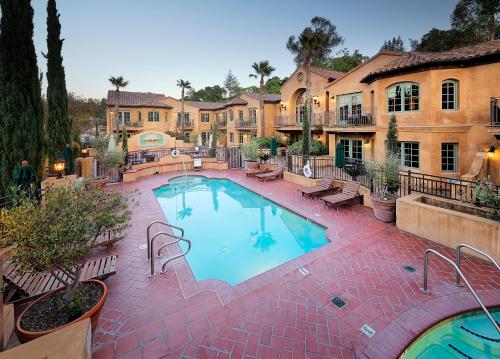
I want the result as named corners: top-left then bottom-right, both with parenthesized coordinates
top-left (335, 142), bottom-right (345, 168)
top-left (270, 136), bottom-right (278, 156)
top-left (208, 133), bottom-right (213, 148)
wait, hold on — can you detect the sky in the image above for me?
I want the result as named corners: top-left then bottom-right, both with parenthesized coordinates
top-left (29, 0), bottom-right (458, 99)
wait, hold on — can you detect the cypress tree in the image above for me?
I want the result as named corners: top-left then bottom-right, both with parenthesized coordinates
top-left (46, 0), bottom-right (70, 163)
top-left (386, 114), bottom-right (399, 157)
top-left (121, 126), bottom-right (128, 165)
top-left (302, 106), bottom-right (310, 157)
top-left (0, 0), bottom-right (45, 196)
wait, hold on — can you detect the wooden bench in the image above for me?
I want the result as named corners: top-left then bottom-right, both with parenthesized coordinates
top-left (2, 255), bottom-right (117, 304)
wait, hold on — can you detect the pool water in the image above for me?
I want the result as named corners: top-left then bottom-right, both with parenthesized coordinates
top-left (153, 176), bottom-right (328, 286)
top-left (400, 310), bottom-right (500, 358)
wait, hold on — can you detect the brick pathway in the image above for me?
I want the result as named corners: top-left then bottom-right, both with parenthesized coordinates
top-left (91, 170), bottom-right (500, 359)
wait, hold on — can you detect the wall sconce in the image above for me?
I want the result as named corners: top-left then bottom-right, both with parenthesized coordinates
top-left (364, 139), bottom-right (371, 147)
top-left (313, 96), bottom-right (320, 107)
top-left (488, 146), bottom-right (495, 158)
top-left (53, 158), bottom-right (66, 179)
top-left (280, 102), bottom-right (287, 111)
top-left (81, 148), bottom-right (89, 158)
top-left (330, 95), bottom-right (335, 100)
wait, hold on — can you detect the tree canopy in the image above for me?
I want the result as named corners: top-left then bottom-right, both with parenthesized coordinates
top-left (380, 36), bottom-right (405, 51)
top-left (185, 85), bottom-right (226, 102)
top-left (223, 70), bottom-right (241, 99)
top-left (314, 48), bottom-right (369, 73)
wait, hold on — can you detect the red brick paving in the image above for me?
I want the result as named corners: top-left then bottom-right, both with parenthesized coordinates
top-left (90, 170), bottom-right (500, 359)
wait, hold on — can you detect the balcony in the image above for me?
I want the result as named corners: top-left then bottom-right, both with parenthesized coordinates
top-left (487, 97), bottom-right (500, 139)
top-left (237, 119), bottom-right (257, 129)
top-left (216, 119), bottom-right (227, 129)
top-left (176, 120), bottom-right (195, 129)
top-left (325, 107), bottom-right (376, 129)
top-left (275, 114), bottom-right (324, 128)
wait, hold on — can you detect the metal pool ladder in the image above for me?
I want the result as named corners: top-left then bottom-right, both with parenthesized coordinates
top-left (146, 221), bottom-right (191, 278)
top-left (423, 246), bottom-right (500, 334)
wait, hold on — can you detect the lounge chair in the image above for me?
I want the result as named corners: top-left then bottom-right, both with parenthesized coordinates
top-left (321, 181), bottom-right (361, 209)
top-left (255, 166), bottom-right (284, 181)
top-left (2, 255), bottom-right (117, 304)
top-left (245, 164), bottom-right (271, 177)
top-left (298, 176), bottom-right (337, 198)
top-left (93, 230), bottom-right (124, 249)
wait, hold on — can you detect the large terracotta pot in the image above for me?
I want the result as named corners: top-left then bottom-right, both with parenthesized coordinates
top-left (371, 195), bottom-right (397, 222)
top-left (246, 160), bottom-right (259, 170)
top-left (15, 279), bottom-right (108, 342)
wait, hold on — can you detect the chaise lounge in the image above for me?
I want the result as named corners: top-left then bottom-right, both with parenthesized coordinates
top-left (255, 166), bottom-right (285, 181)
top-left (321, 181), bottom-right (361, 209)
top-left (245, 164), bottom-right (272, 177)
top-left (298, 176), bottom-right (337, 198)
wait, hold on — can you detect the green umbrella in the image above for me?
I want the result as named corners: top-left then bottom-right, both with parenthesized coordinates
top-left (335, 142), bottom-right (345, 168)
top-left (63, 145), bottom-right (74, 175)
top-left (270, 136), bottom-right (278, 156)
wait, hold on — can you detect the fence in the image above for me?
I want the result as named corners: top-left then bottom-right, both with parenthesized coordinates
top-left (126, 146), bottom-right (226, 165)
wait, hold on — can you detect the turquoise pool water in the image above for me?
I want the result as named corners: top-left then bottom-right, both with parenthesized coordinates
top-left (153, 176), bottom-right (328, 285)
top-left (401, 310), bottom-right (500, 358)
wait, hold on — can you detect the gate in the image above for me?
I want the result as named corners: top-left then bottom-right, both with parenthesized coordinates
top-left (227, 146), bottom-right (243, 168)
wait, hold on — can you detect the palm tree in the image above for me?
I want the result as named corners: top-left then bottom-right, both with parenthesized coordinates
top-left (249, 61), bottom-right (275, 137)
top-left (108, 76), bottom-right (129, 137)
top-left (177, 79), bottom-right (192, 140)
top-left (287, 17), bottom-right (343, 155)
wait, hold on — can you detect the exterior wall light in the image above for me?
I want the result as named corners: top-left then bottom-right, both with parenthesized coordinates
top-left (488, 146), bottom-right (495, 158)
top-left (53, 158), bottom-right (66, 179)
top-left (313, 96), bottom-right (320, 107)
top-left (81, 148), bottom-right (89, 158)
top-left (280, 102), bottom-right (287, 111)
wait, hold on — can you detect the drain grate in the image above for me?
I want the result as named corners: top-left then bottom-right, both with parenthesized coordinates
top-left (298, 267), bottom-right (310, 276)
top-left (331, 296), bottom-right (346, 309)
top-left (403, 264), bottom-right (417, 273)
top-left (361, 324), bottom-right (376, 337)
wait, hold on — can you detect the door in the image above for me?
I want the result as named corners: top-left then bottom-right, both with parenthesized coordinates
top-left (338, 93), bottom-right (362, 122)
top-left (228, 146), bottom-right (243, 168)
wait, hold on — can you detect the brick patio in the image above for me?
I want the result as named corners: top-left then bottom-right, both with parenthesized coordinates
top-left (91, 170), bottom-right (500, 359)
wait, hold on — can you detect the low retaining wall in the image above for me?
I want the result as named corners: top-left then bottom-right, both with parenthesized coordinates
top-left (397, 193), bottom-right (500, 261)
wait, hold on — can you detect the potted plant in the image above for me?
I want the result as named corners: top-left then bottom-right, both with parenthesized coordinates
top-left (365, 154), bottom-right (401, 222)
top-left (242, 139), bottom-right (260, 169)
top-left (258, 153), bottom-right (270, 163)
top-left (0, 185), bottom-right (131, 342)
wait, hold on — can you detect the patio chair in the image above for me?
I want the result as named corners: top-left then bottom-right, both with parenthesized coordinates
top-left (255, 166), bottom-right (284, 181)
top-left (2, 255), bottom-right (117, 304)
top-left (298, 176), bottom-right (337, 198)
top-left (93, 230), bottom-right (124, 249)
top-left (321, 181), bottom-right (361, 209)
top-left (245, 164), bottom-right (271, 177)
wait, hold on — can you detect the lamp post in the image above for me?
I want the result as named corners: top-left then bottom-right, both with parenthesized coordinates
top-left (53, 158), bottom-right (66, 179)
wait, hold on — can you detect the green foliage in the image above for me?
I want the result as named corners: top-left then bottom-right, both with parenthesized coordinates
top-left (386, 114), bottom-right (399, 157)
top-left (121, 127), bottom-right (128, 165)
top-left (46, 0), bottom-right (70, 163)
top-left (103, 150), bottom-right (125, 167)
top-left (302, 106), bottom-right (310, 156)
top-left (474, 177), bottom-right (500, 220)
top-left (451, 0), bottom-right (499, 42)
top-left (223, 70), bottom-right (241, 99)
top-left (210, 122), bottom-right (217, 151)
top-left (253, 137), bottom-right (271, 149)
top-left (411, 28), bottom-right (463, 52)
top-left (185, 85), bottom-right (226, 102)
top-left (258, 153), bottom-right (270, 162)
top-left (288, 140), bottom-right (328, 156)
top-left (264, 76), bottom-right (282, 94)
top-left (365, 154), bottom-right (401, 199)
top-left (314, 48), bottom-right (369, 73)
top-left (0, 185), bottom-right (132, 302)
top-left (380, 36), bottom-right (405, 51)
top-left (0, 0), bottom-right (45, 197)
top-left (242, 139), bottom-right (260, 161)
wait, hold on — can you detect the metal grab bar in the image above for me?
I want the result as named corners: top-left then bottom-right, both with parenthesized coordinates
top-left (423, 249), bottom-right (499, 334)
top-left (146, 221), bottom-right (184, 260)
top-left (148, 232), bottom-right (191, 277)
top-left (456, 243), bottom-right (500, 286)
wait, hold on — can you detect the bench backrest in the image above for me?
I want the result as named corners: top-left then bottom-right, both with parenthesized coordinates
top-left (319, 176), bottom-right (333, 189)
top-left (342, 181), bottom-right (360, 198)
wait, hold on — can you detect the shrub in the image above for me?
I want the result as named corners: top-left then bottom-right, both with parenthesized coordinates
top-left (258, 153), bottom-right (270, 162)
top-left (242, 139), bottom-right (260, 161)
top-left (365, 154), bottom-right (401, 199)
top-left (253, 137), bottom-right (271, 149)
top-left (0, 185), bottom-right (132, 304)
top-left (288, 140), bottom-right (328, 156)
top-left (474, 177), bottom-right (500, 220)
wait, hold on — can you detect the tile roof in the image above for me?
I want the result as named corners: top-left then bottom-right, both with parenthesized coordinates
top-left (361, 40), bottom-right (500, 83)
top-left (106, 90), bottom-right (172, 108)
top-left (185, 101), bottom-right (226, 110)
top-left (242, 92), bottom-right (281, 103)
top-left (309, 66), bottom-right (345, 81)
top-left (224, 97), bottom-right (248, 106)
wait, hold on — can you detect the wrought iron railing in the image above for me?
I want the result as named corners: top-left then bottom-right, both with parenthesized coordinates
top-left (176, 120), bottom-right (195, 128)
top-left (491, 97), bottom-right (500, 125)
top-left (217, 119), bottom-right (227, 128)
top-left (326, 107), bottom-right (376, 127)
top-left (275, 114), bottom-right (324, 127)
top-left (237, 119), bottom-right (257, 128)
top-left (126, 146), bottom-right (227, 165)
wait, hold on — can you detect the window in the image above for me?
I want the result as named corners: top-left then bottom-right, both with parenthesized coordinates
top-left (339, 138), bottom-right (363, 160)
top-left (251, 132), bottom-right (257, 139)
top-left (201, 131), bottom-right (210, 144)
top-left (229, 132), bottom-right (234, 143)
top-left (337, 93), bottom-right (362, 121)
top-left (398, 141), bottom-right (420, 168)
top-left (183, 131), bottom-right (190, 142)
top-left (148, 111), bottom-right (160, 122)
top-left (177, 113), bottom-right (191, 124)
top-left (165, 112), bottom-right (168, 122)
top-left (201, 113), bottom-right (210, 122)
top-left (387, 82), bottom-right (419, 112)
top-left (249, 108), bottom-right (256, 121)
top-left (238, 133), bottom-right (244, 144)
top-left (442, 80), bottom-right (458, 110)
top-left (229, 110), bottom-right (234, 122)
top-left (118, 111), bottom-right (131, 124)
top-left (137, 111), bottom-right (142, 121)
top-left (222, 112), bottom-right (227, 121)
top-left (238, 110), bottom-right (243, 121)
top-left (441, 143), bottom-right (458, 172)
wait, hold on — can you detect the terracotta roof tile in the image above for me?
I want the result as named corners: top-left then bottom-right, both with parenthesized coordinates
top-left (361, 40), bottom-right (500, 83)
top-left (107, 90), bottom-right (172, 108)
top-left (185, 101), bottom-right (225, 110)
top-left (309, 66), bottom-right (345, 80)
top-left (242, 92), bottom-right (281, 103)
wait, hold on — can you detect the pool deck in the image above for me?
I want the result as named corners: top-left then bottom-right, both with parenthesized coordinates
top-left (92, 169), bottom-right (500, 359)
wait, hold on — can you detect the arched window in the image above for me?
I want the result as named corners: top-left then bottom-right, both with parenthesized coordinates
top-left (442, 80), bottom-right (458, 110)
top-left (387, 82), bottom-right (419, 112)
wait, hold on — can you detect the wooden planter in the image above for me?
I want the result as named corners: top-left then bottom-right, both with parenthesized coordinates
top-left (15, 279), bottom-right (108, 343)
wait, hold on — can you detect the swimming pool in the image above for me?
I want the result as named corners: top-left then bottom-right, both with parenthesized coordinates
top-left (400, 309), bottom-right (500, 358)
top-left (153, 176), bottom-right (328, 285)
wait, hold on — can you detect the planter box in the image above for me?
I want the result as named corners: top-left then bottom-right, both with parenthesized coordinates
top-left (397, 194), bottom-right (500, 262)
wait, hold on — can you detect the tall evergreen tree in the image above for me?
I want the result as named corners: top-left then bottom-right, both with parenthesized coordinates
top-left (223, 70), bottom-right (241, 99)
top-left (0, 0), bottom-right (45, 196)
top-left (46, 0), bottom-right (70, 163)
top-left (380, 36), bottom-right (405, 51)
top-left (386, 114), bottom-right (399, 157)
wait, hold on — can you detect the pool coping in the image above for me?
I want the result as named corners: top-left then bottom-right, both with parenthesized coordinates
top-left (359, 291), bottom-right (500, 359)
top-left (148, 172), bottom-right (351, 305)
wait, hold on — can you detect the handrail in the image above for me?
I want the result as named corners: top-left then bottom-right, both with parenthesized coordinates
top-left (456, 243), bottom-right (500, 286)
top-left (146, 221), bottom-right (184, 260)
top-left (423, 249), bottom-right (499, 333)
top-left (148, 231), bottom-right (191, 277)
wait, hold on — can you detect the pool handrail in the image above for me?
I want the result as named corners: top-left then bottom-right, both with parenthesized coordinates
top-left (146, 221), bottom-right (184, 260)
top-left (423, 248), bottom-right (499, 334)
top-left (148, 231), bottom-right (190, 277)
top-left (455, 243), bottom-right (499, 286)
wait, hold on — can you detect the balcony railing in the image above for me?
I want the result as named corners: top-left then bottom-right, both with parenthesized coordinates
top-left (275, 114), bottom-right (324, 127)
top-left (217, 119), bottom-right (227, 128)
top-left (491, 97), bottom-right (500, 126)
top-left (176, 120), bottom-right (194, 128)
top-left (327, 107), bottom-right (376, 127)
top-left (237, 119), bottom-right (257, 128)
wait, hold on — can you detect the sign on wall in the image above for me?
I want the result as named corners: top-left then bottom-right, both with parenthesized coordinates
top-left (138, 132), bottom-right (166, 148)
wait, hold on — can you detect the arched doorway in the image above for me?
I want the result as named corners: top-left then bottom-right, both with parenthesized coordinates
top-left (294, 89), bottom-right (306, 125)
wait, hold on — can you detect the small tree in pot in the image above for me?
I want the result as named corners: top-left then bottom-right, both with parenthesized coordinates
top-left (242, 139), bottom-right (260, 169)
top-left (0, 185), bottom-right (132, 340)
